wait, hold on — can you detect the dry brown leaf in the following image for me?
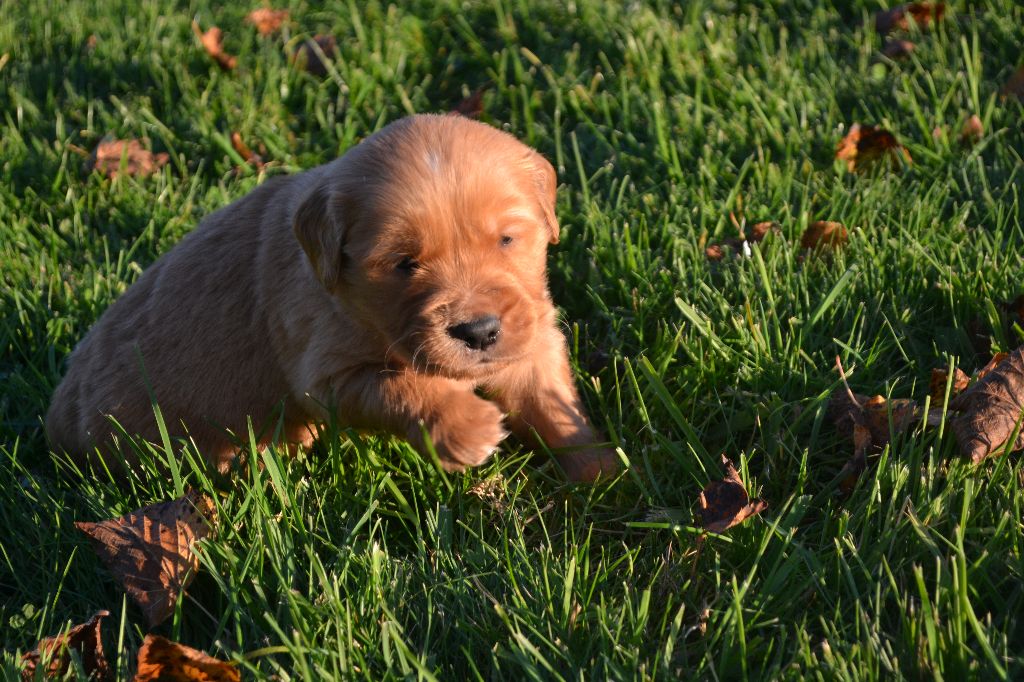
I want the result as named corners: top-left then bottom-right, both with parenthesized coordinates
top-left (976, 352), bottom-right (1009, 383)
top-left (192, 20), bottom-right (237, 70)
top-left (748, 221), bottom-right (779, 243)
top-left (697, 455), bottom-right (767, 533)
top-left (89, 139), bottom-right (169, 179)
top-left (20, 611), bottom-right (111, 681)
top-left (230, 131), bottom-right (264, 170)
top-left (835, 124), bottom-right (912, 172)
top-left (704, 221), bottom-right (778, 261)
top-left (450, 88), bottom-right (486, 119)
top-left (800, 220), bottom-right (848, 251)
top-left (881, 39), bottom-right (915, 59)
top-left (930, 367), bottom-right (970, 404)
top-left (950, 346), bottom-right (1024, 463)
top-left (836, 421), bottom-right (874, 495)
top-left (830, 390), bottom-right (917, 449)
top-left (875, 3), bottom-right (946, 35)
top-left (958, 115), bottom-right (983, 146)
top-left (1002, 66), bottom-right (1024, 100)
top-left (704, 244), bottom-right (725, 261)
top-left (292, 35), bottom-right (337, 76)
top-left (134, 635), bottom-right (239, 682)
top-left (245, 7), bottom-right (289, 36)
top-left (829, 358), bottom-right (918, 492)
top-left (76, 490), bottom-right (215, 628)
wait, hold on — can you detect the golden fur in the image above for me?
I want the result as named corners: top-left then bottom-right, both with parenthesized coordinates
top-left (46, 114), bottom-right (618, 481)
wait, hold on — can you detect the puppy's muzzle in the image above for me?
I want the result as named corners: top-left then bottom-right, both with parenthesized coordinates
top-left (447, 315), bottom-right (501, 351)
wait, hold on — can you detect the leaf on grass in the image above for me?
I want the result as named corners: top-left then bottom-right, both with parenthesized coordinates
top-left (999, 65), bottom-right (1024, 100)
top-left (950, 346), bottom-right (1024, 463)
top-left (134, 635), bottom-right (239, 682)
top-left (830, 390), bottom-right (917, 449)
top-left (291, 35), bottom-right (337, 76)
top-left (829, 357), bottom-right (918, 493)
top-left (975, 352), bottom-right (1009, 383)
top-left (450, 88), bottom-right (486, 119)
top-left (76, 490), bottom-right (215, 628)
top-left (881, 39), bottom-right (915, 59)
top-left (875, 3), bottom-right (946, 35)
top-left (958, 115), bottom-right (983, 146)
top-left (747, 220), bottom-right (779, 243)
top-left (245, 7), bottom-right (289, 36)
top-left (192, 21), bottom-right (237, 71)
top-left (704, 220), bottom-right (779, 261)
top-left (800, 220), bottom-right (848, 251)
top-left (835, 124), bottom-right (911, 172)
top-left (697, 455), bottom-right (767, 533)
top-left (230, 131), bottom-right (264, 170)
top-left (930, 367), bottom-right (970, 404)
top-left (20, 610), bottom-right (111, 681)
top-left (88, 139), bottom-right (169, 179)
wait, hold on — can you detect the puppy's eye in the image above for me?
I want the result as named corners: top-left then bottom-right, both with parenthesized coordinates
top-left (396, 256), bottom-right (420, 273)
top-left (500, 235), bottom-right (513, 247)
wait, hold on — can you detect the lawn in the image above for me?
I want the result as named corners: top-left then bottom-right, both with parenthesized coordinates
top-left (2, 0), bottom-right (1024, 678)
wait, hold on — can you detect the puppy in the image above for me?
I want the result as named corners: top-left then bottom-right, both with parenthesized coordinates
top-left (46, 114), bottom-right (618, 482)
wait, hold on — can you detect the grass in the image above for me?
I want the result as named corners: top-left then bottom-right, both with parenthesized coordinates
top-left (2, 0), bottom-right (1024, 678)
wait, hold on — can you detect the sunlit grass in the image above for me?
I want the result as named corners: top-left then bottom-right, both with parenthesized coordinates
top-left (2, 0), bottom-right (1024, 678)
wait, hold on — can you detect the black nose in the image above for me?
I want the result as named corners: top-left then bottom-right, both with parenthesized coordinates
top-left (447, 315), bottom-right (501, 350)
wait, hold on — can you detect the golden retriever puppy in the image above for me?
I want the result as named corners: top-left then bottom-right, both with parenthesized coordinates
top-left (46, 114), bottom-right (618, 482)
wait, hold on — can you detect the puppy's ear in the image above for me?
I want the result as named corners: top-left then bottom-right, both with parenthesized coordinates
top-left (530, 151), bottom-right (560, 244)
top-left (294, 182), bottom-right (346, 290)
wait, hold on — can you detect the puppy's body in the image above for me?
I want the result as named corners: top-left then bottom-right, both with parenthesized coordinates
top-left (46, 115), bottom-right (616, 481)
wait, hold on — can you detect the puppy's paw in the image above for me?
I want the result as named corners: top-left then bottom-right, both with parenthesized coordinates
top-left (419, 394), bottom-right (507, 471)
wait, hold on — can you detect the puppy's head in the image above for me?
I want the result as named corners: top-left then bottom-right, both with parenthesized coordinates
top-left (294, 114), bottom-right (560, 379)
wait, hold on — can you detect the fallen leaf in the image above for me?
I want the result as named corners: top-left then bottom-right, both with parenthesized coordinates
top-left (800, 220), bottom-right (848, 250)
top-left (875, 3), bottom-right (946, 35)
top-left (881, 39), bottom-right (915, 59)
top-left (976, 352), bottom-right (1009, 383)
top-left (192, 20), bottom-right (237, 71)
top-left (245, 7), bottom-right (289, 36)
top-left (88, 139), bottom-right (169, 179)
top-left (837, 422), bottom-right (874, 495)
top-left (20, 611), bottom-right (111, 681)
top-left (76, 490), bottom-right (215, 628)
top-left (134, 635), bottom-right (239, 682)
top-left (704, 220), bottom-right (778, 260)
top-left (950, 346), bottom-right (1024, 463)
top-left (748, 221), bottom-right (779, 243)
top-left (830, 357), bottom-right (918, 492)
top-left (958, 115), bottom-right (983, 146)
top-left (697, 455), bottom-right (767, 533)
top-left (230, 131), bottom-right (264, 170)
top-left (1002, 66), bottom-right (1024, 100)
top-left (450, 88), bottom-right (486, 119)
top-left (930, 367), bottom-right (970, 404)
top-left (830, 390), bottom-right (918, 450)
top-left (835, 124), bottom-right (912, 172)
top-left (292, 35), bottom-right (337, 76)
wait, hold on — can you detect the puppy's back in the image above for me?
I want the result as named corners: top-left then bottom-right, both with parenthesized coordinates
top-left (46, 174), bottom-right (307, 472)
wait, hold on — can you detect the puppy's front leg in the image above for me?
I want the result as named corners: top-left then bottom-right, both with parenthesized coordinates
top-left (329, 367), bottom-right (507, 471)
top-left (485, 330), bottom-right (619, 482)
